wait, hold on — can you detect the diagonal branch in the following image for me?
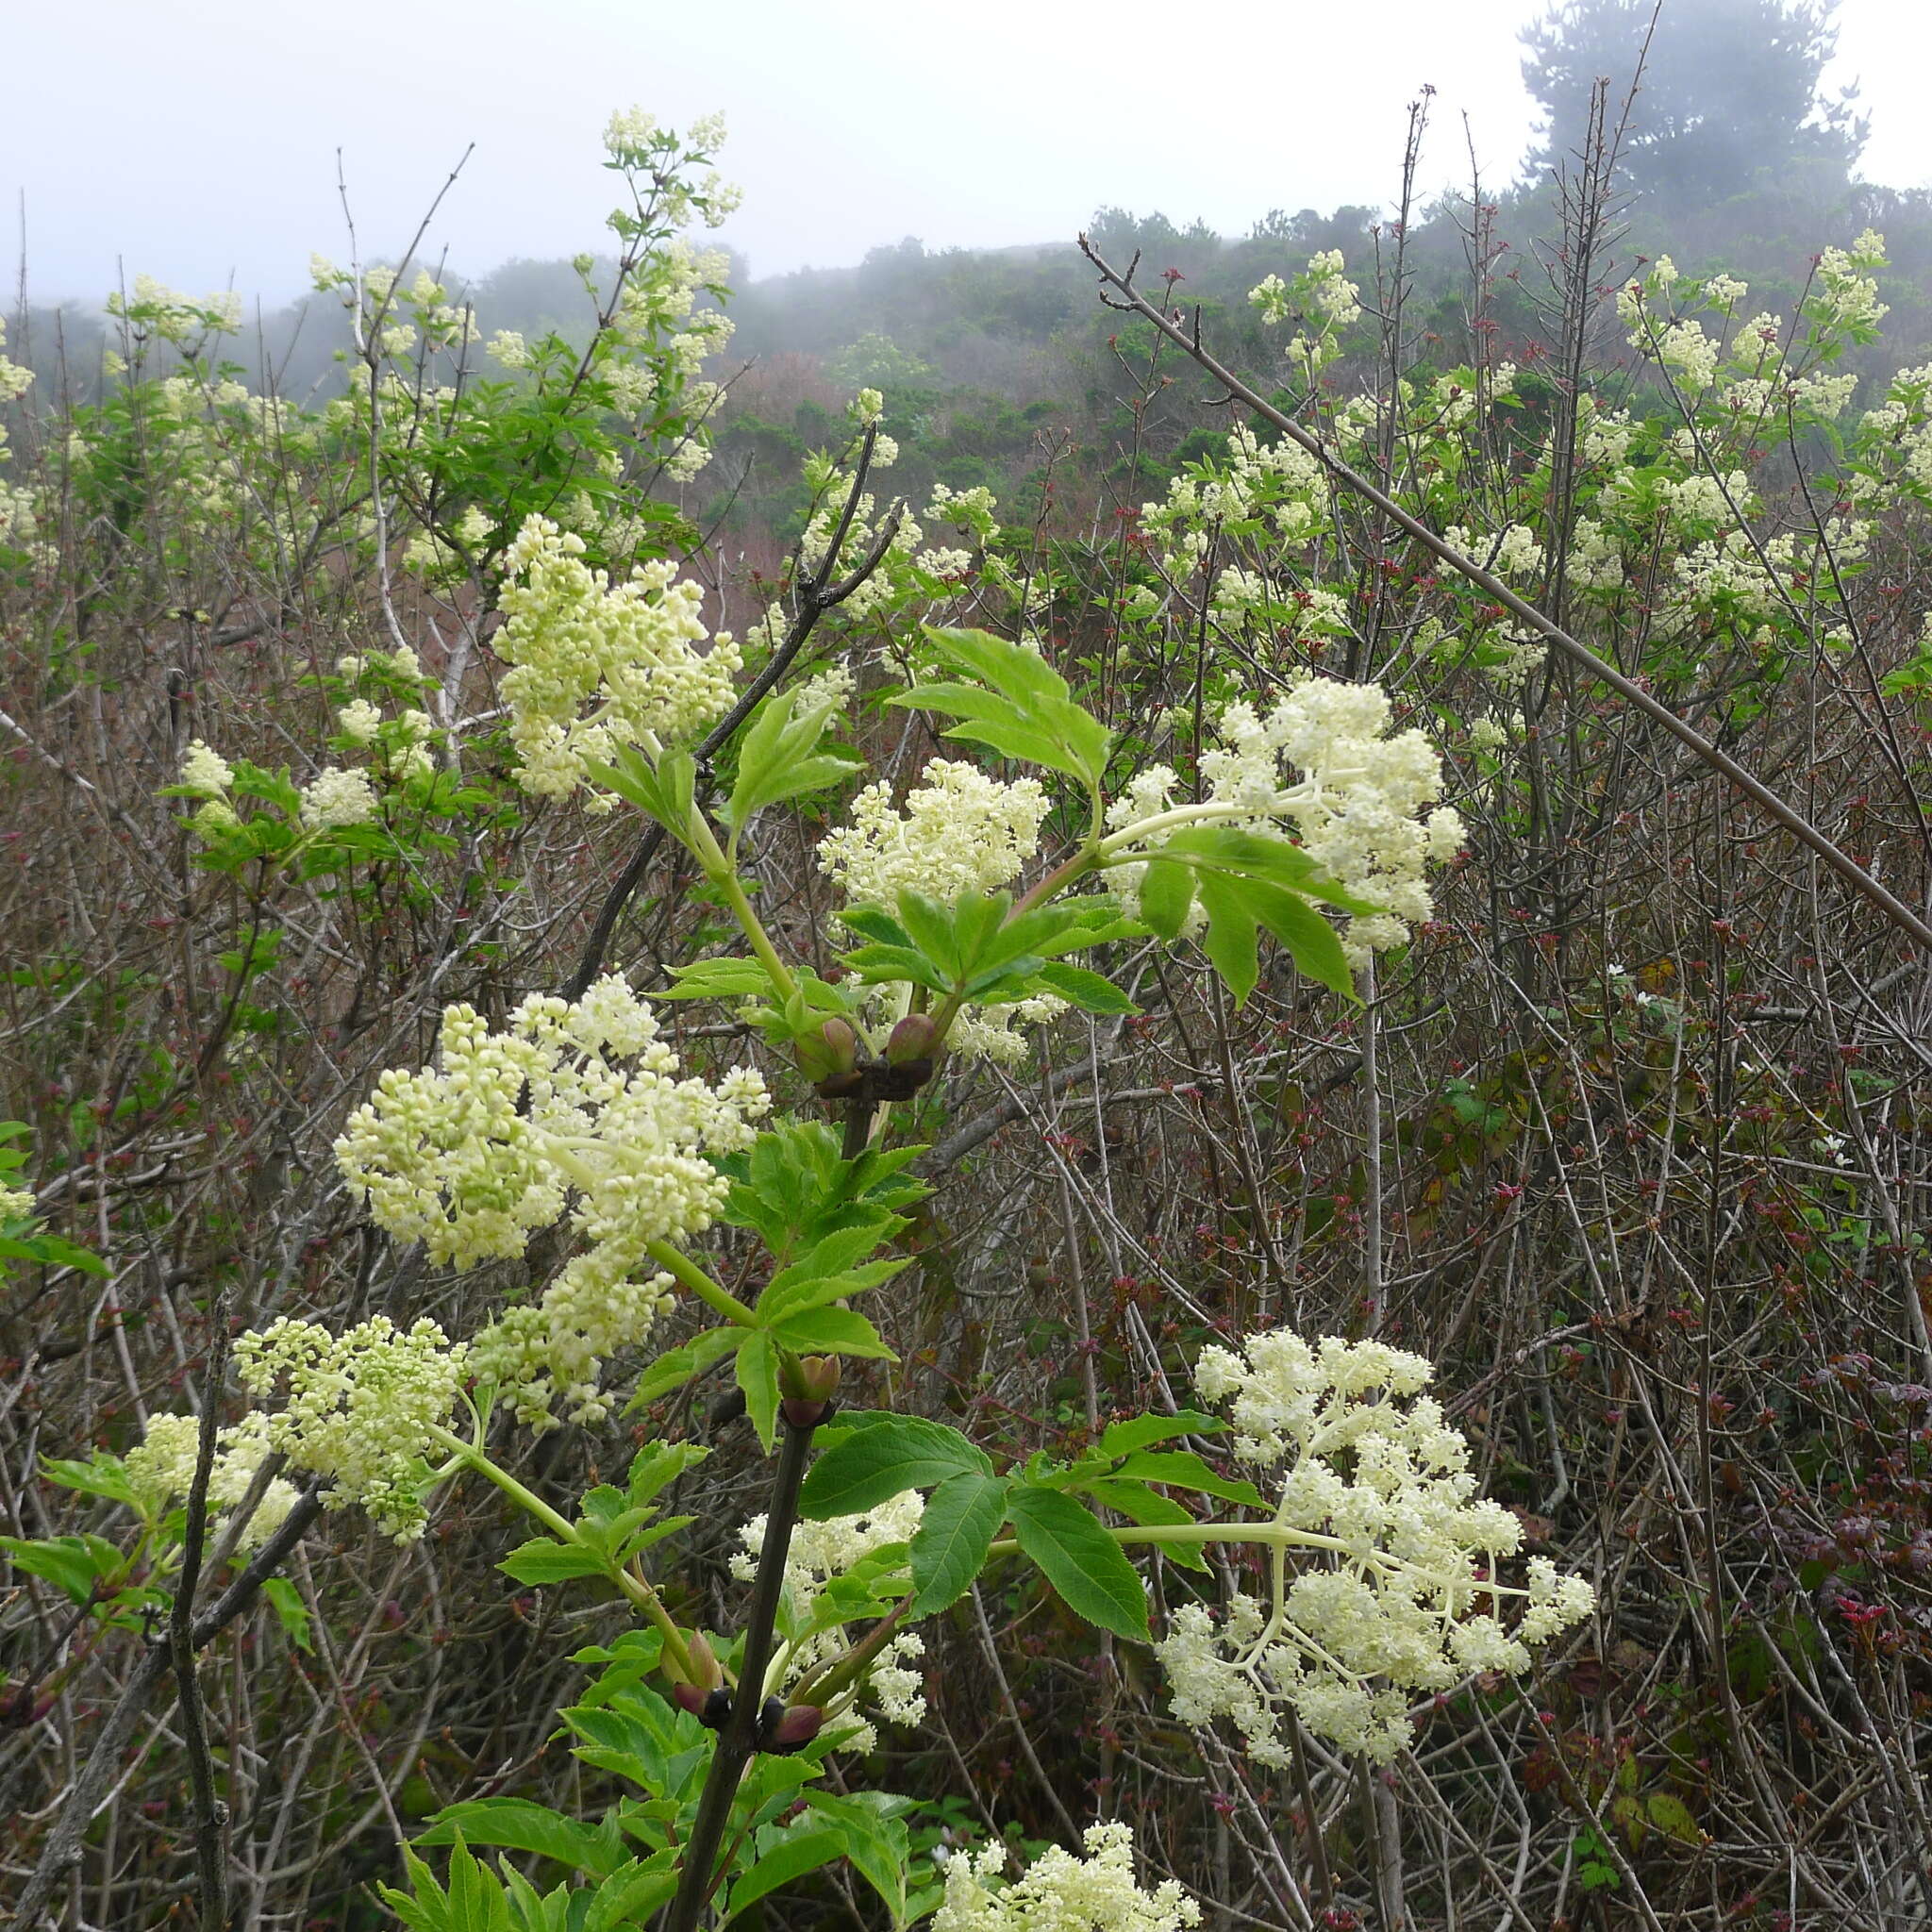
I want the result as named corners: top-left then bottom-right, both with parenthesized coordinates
top-left (1077, 237), bottom-right (1932, 957)
top-left (565, 423), bottom-right (902, 999)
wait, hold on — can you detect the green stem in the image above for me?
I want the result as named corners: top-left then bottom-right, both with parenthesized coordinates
top-left (1009, 842), bottom-right (1100, 919)
top-left (1093, 797), bottom-right (1259, 860)
top-left (789, 1595), bottom-right (911, 1709)
top-left (428, 1425), bottom-right (699, 1684)
top-left (645, 1239), bottom-right (758, 1326)
top-left (689, 816), bottom-right (798, 1005)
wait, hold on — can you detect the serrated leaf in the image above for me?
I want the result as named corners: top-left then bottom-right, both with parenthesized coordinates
top-left (1080, 1478), bottom-right (1210, 1570)
top-left (767, 1306), bottom-right (898, 1358)
top-left (737, 1330), bottom-right (780, 1452)
top-left (1097, 1410), bottom-right (1224, 1455)
top-left (1108, 1449), bottom-right (1267, 1507)
top-left (627, 1326), bottom-right (744, 1411)
top-left (840, 943), bottom-right (951, 994)
top-left (1137, 858), bottom-right (1195, 941)
top-left (417, 1799), bottom-right (627, 1878)
top-left (908, 1470), bottom-right (1008, 1616)
top-left (1006, 1488), bottom-right (1150, 1641)
top-left (723, 1828), bottom-right (847, 1924)
top-left (1031, 961), bottom-right (1137, 1014)
top-left (1245, 879), bottom-right (1357, 1001)
top-left (805, 1795), bottom-right (909, 1921)
top-left (1196, 871), bottom-right (1260, 1006)
top-left (799, 1414), bottom-right (992, 1518)
top-left (499, 1539), bottom-right (609, 1586)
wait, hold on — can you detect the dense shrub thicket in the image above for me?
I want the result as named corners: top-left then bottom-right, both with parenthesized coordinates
top-left (4, 94), bottom-right (1932, 1932)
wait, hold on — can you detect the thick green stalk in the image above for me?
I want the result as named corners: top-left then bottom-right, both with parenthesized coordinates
top-left (644, 1238), bottom-right (758, 1326)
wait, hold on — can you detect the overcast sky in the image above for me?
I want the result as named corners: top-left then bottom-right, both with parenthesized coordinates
top-left (7, 0), bottom-right (1928, 308)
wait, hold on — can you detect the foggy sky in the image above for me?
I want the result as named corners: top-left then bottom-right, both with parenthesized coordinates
top-left (6, 0), bottom-right (1928, 308)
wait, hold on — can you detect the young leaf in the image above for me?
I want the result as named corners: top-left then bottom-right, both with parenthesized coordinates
top-left (1006, 1488), bottom-right (1151, 1641)
top-left (767, 1307), bottom-right (898, 1359)
top-left (736, 1330), bottom-right (781, 1452)
top-left (499, 1539), bottom-right (610, 1586)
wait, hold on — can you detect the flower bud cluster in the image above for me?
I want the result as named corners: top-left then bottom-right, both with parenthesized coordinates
top-left (1154, 1330), bottom-right (1594, 1763)
top-left (334, 976), bottom-right (768, 1423)
top-left (234, 1315), bottom-right (466, 1542)
top-left (124, 1409), bottom-right (299, 1552)
top-left (733, 1492), bottom-right (927, 1752)
top-left (494, 514), bottom-right (741, 801)
top-left (935, 1823), bottom-right (1201, 1932)
top-left (817, 757), bottom-right (1063, 1064)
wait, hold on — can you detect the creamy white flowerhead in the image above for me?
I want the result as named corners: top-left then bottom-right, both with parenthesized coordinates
top-left (935, 1823), bottom-right (1200, 1932)
top-left (494, 514), bottom-right (741, 800)
top-left (234, 1315), bottom-right (466, 1542)
top-left (123, 1410), bottom-right (301, 1553)
top-left (334, 975), bottom-right (769, 1424)
top-left (818, 758), bottom-right (1049, 910)
top-left (298, 766), bottom-right (378, 831)
top-left (178, 740), bottom-right (234, 799)
top-left (1154, 1329), bottom-right (1594, 1763)
top-left (1108, 677), bottom-right (1463, 966)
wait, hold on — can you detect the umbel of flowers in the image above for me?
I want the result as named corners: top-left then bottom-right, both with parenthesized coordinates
top-left (1156, 1332), bottom-right (1595, 1762)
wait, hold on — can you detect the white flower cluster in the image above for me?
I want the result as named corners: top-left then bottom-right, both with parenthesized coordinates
top-left (334, 976), bottom-right (768, 1423)
top-left (494, 514), bottom-right (741, 801)
top-left (1141, 420), bottom-right (1324, 575)
top-left (1444, 522), bottom-right (1543, 581)
top-left (1812, 230), bottom-right (1889, 333)
top-left (935, 1824), bottom-right (1200, 1932)
top-left (819, 758), bottom-right (1049, 908)
top-left (107, 274), bottom-right (243, 344)
top-left (235, 1315), bottom-right (466, 1541)
top-left (124, 1411), bottom-right (299, 1553)
top-left (733, 1492), bottom-right (927, 1751)
top-left (298, 766), bottom-right (379, 831)
top-left (178, 740), bottom-right (234, 799)
top-left (1111, 679), bottom-right (1463, 965)
top-left (1250, 249), bottom-right (1361, 367)
top-left (817, 758), bottom-right (1064, 1064)
top-left (1154, 1331), bottom-right (1594, 1763)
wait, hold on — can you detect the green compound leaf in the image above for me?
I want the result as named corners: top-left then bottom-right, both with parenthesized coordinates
top-left (1006, 1487), bottom-right (1151, 1641)
top-left (908, 1470), bottom-right (1010, 1616)
top-left (799, 1413), bottom-right (991, 1519)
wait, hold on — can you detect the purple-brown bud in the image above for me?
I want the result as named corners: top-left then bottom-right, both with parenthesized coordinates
top-left (758, 1695), bottom-right (825, 1755)
top-left (885, 1013), bottom-right (941, 1067)
top-left (779, 1354), bottom-right (842, 1429)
